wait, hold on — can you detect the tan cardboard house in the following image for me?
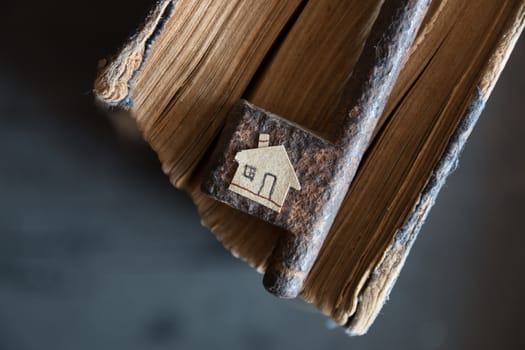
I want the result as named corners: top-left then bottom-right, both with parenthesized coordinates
top-left (228, 134), bottom-right (301, 212)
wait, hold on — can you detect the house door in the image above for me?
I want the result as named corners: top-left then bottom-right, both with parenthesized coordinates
top-left (258, 173), bottom-right (277, 200)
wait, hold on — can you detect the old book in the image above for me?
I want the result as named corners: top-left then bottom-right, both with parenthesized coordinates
top-left (94, 0), bottom-right (524, 335)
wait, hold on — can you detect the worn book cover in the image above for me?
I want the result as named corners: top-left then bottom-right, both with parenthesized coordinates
top-left (94, 0), bottom-right (524, 334)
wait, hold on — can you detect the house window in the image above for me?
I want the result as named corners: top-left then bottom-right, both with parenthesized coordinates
top-left (243, 164), bottom-right (256, 181)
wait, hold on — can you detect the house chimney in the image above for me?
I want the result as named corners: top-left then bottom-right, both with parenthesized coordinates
top-left (258, 133), bottom-right (270, 148)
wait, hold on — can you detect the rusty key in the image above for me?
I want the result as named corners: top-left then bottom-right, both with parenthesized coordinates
top-left (202, 0), bottom-right (430, 298)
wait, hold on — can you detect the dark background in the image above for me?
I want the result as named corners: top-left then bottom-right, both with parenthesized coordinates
top-left (0, 1), bottom-right (523, 349)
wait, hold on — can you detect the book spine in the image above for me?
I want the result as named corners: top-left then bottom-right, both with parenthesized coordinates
top-left (346, 3), bottom-right (525, 336)
top-left (94, 0), bottom-right (176, 108)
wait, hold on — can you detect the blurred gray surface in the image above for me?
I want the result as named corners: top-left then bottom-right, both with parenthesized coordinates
top-left (0, 1), bottom-right (523, 349)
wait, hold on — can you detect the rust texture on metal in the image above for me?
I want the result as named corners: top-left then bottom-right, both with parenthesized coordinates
top-left (202, 0), bottom-right (431, 298)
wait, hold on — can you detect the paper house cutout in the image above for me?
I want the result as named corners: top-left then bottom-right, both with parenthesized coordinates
top-left (228, 134), bottom-right (301, 212)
